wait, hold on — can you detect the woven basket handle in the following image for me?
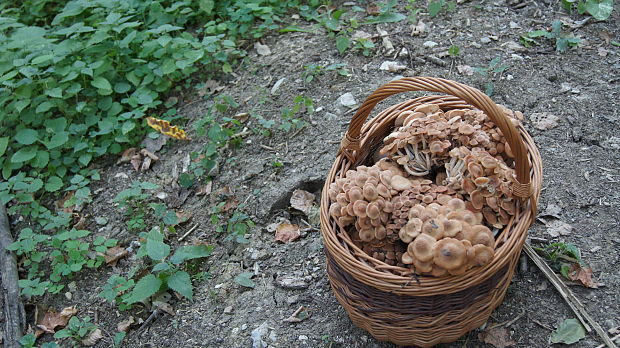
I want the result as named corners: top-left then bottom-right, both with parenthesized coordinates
top-left (339, 76), bottom-right (532, 198)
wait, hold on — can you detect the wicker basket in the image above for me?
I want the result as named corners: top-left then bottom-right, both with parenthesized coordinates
top-left (320, 77), bottom-right (542, 347)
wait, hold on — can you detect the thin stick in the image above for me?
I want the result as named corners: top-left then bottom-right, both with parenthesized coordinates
top-left (0, 203), bottom-right (26, 348)
top-left (488, 310), bottom-right (525, 330)
top-left (524, 243), bottom-right (617, 348)
top-left (177, 224), bottom-right (199, 242)
top-left (596, 334), bottom-right (620, 348)
top-left (135, 309), bottom-right (160, 335)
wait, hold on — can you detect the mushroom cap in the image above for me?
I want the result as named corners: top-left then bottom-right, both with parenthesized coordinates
top-left (329, 202), bottom-right (342, 217)
top-left (359, 228), bottom-right (375, 242)
top-left (390, 175), bottom-right (412, 191)
top-left (408, 233), bottom-right (436, 262)
top-left (447, 198), bottom-right (466, 211)
top-left (352, 200), bottom-right (368, 217)
top-left (348, 186), bottom-right (364, 202)
top-left (470, 225), bottom-right (494, 248)
top-left (354, 172), bottom-right (369, 187)
top-left (401, 252), bottom-right (414, 264)
top-left (430, 265), bottom-right (448, 277)
top-left (374, 225), bottom-right (387, 240)
top-left (467, 244), bottom-right (495, 267)
top-left (458, 123), bottom-right (475, 135)
top-left (407, 205), bottom-right (425, 219)
top-left (366, 202), bottom-right (381, 220)
top-left (433, 238), bottom-right (467, 270)
top-left (413, 258), bottom-right (433, 273)
top-left (419, 206), bottom-right (438, 221)
top-left (377, 183), bottom-right (391, 198)
top-left (398, 218), bottom-right (423, 243)
top-left (470, 190), bottom-right (485, 210)
top-left (421, 219), bottom-right (444, 239)
top-left (447, 263), bottom-right (468, 275)
top-left (336, 193), bottom-right (349, 206)
top-left (443, 219), bottom-right (463, 237)
top-left (362, 184), bottom-right (378, 201)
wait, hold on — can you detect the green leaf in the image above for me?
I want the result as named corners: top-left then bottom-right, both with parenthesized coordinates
top-left (163, 210), bottom-right (178, 225)
top-left (363, 12), bottom-right (406, 24)
top-left (46, 87), bottom-right (63, 98)
top-left (585, 0), bottom-right (614, 20)
top-left (146, 238), bottom-right (171, 261)
top-left (33, 150), bottom-right (49, 168)
top-left (170, 245), bottom-right (213, 264)
top-left (336, 36), bottom-right (350, 54)
top-left (428, 0), bottom-right (443, 17)
top-left (125, 274), bottom-right (162, 304)
top-left (121, 121), bottom-right (135, 134)
top-left (45, 176), bottom-right (63, 192)
top-left (15, 129), bottom-right (38, 145)
top-left (0, 137), bottom-right (8, 157)
top-left (179, 173), bottom-right (195, 188)
top-left (199, 0), bottom-right (215, 14)
top-left (91, 76), bottom-right (112, 90)
top-left (234, 272), bottom-right (255, 288)
top-left (152, 262), bottom-right (170, 272)
top-left (114, 82), bottom-right (131, 94)
top-left (11, 146), bottom-right (37, 163)
top-left (36, 101), bottom-right (54, 113)
top-left (551, 318), bottom-right (586, 344)
top-left (167, 270), bottom-right (193, 299)
top-left (45, 132), bottom-right (69, 149)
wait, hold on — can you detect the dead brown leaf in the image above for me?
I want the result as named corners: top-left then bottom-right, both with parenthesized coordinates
top-left (366, 3), bottom-right (380, 15)
top-left (545, 219), bottom-right (574, 237)
top-left (175, 210), bottom-right (192, 224)
top-left (73, 215), bottom-right (87, 229)
top-left (141, 156), bottom-right (152, 171)
top-left (290, 189), bottom-right (316, 215)
top-left (221, 197), bottom-right (239, 213)
top-left (35, 306), bottom-right (78, 337)
top-left (154, 301), bottom-right (176, 316)
top-left (104, 246), bottom-right (129, 266)
top-left (130, 153), bottom-right (142, 171)
top-left (118, 148), bottom-right (138, 163)
top-left (275, 223), bottom-right (301, 243)
top-left (599, 30), bottom-right (612, 44)
top-left (196, 181), bottom-right (213, 196)
top-left (198, 80), bottom-right (224, 97)
top-left (81, 328), bottom-right (103, 346)
top-left (117, 316), bottom-right (135, 332)
top-left (233, 112), bottom-right (249, 123)
top-left (140, 148), bottom-right (159, 161)
top-left (54, 191), bottom-right (76, 213)
top-left (478, 326), bottom-right (516, 348)
top-left (567, 264), bottom-right (603, 288)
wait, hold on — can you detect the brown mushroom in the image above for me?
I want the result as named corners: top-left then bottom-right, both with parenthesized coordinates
top-left (401, 251), bottom-right (414, 264)
top-left (447, 198), bottom-right (466, 211)
top-left (467, 244), bottom-right (495, 267)
top-left (359, 228), bottom-right (375, 242)
top-left (470, 225), bottom-right (494, 248)
top-left (408, 233), bottom-right (436, 262)
top-left (348, 186), bottom-right (363, 202)
top-left (399, 218), bottom-right (423, 243)
top-left (374, 225), bottom-right (387, 240)
top-left (413, 258), bottom-right (433, 273)
top-left (430, 265), bottom-right (447, 277)
top-left (366, 202), bottom-right (381, 220)
top-left (390, 175), bottom-right (412, 191)
top-left (421, 219), bottom-right (444, 239)
top-left (433, 238), bottom-right (467, 270)
top-left (443, 219), bottom-right (463, 237)
top-left (329, 203), bottom-right (342, 217)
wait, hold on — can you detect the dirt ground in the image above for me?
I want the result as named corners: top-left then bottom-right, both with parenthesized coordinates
top-left (14, 1), bottom-right (620, 347)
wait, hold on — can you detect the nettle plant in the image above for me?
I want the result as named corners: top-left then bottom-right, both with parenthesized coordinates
top-left (100, 226), bottom-right (212, 310)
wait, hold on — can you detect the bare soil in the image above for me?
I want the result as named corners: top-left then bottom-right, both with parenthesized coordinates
top-left (17, 1), bottom-right (620, 347)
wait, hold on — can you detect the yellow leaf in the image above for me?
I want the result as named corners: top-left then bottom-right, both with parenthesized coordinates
top-left (146, 117), bottom-right (190, 140)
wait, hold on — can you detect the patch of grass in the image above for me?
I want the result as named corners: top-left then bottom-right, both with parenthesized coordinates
top-left (473, 57), bottom-right (510, 96)
top-left (561, 0), bottom-right (614, 20)
top-left (53, 316), bottom-right (98, 347)
top-left (428, 0), bottom-right (456, 18)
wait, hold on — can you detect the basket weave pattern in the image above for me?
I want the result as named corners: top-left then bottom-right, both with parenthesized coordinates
top-left (320, 77), bottom-right (542, 347)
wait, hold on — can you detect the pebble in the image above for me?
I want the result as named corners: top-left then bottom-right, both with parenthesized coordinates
top-left (223, 306), bottom-right (233, 314)
top-left (379, 61), bottom-right (406, 72)
top-left (156, 192), bottom-right (167, 200)
top-left (336, 92), bottom-right (357, 107)
top-left (255, 42), bottom-right (271, 56)
top-left (422, 41), bottom-right (438, 48)
top-left (298, 335), bottom-right (308, 341)
top-left (286, 295), bottom-right (300, 305)
top-left (271, 78), bottom-right (286, 96)
top-left (275, 276), bottom-right (309, 290)
top-left (65, 292), bottom-right (72, 300)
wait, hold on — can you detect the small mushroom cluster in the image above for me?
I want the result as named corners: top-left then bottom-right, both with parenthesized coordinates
top-left (399, 198), bottom-right (496, 276)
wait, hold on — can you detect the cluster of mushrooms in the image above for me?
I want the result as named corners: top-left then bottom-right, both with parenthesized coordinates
top-left (328, 103), bottom-right (523, 276)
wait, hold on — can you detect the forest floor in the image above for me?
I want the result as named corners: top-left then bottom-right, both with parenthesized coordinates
top-left (12, 0), bottom-right (620, 347)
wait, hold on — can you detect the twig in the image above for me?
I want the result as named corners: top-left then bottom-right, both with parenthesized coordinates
top-left (524, 243), bottom-right (617, 348)
top-left (0, 203), bottom-right (26, 348)
top-left (488, 310), bottom-right (525, 330)
top-left (283, 306), bottom-right (307, 323)
top-left (532, 318), bottom-right (554, 331)
top-left (596, 334), bottom-right (620, 348)
top-left (135, 309), bottom-right (161, 335)
top-left (177, 224), bottom-right (199, 242)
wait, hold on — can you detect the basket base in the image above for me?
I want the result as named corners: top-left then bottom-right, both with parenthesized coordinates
top-left (326, 252), bottom-right (514, 347)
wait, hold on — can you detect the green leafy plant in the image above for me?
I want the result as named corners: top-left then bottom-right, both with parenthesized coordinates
top-left (561, 0), bottom-right (614, 20)
top-left (99, 226), bottom-right (213, 309)
top-left (53, 316), bottom-right (97, 346)
top-left (428, 0), bottom-right (456, 17)
top-left (473, 57), bottom-right (510, 96)
top-left (520, 20), bottom-right (581, 52)
top-left (113, 181), bottom-right (159, 232)
top-left (302, 63), bottom-right (350, 83)
top-left (448, 45), bottom-right (460, 57)
top-left (405, 0), bottom-right (423, 23)
top-left (209, 203), bottom-right (255, 244)
top-left (534, 242), bottom-right (584, 278)
top-left (362, 1), bottom-right (407, 24)
top-left (353, 37), bottom-right (376, 56)
top-left (19, 333), bottom-right (60, 348)
top-left (279, 95), bottom-right (313, 132)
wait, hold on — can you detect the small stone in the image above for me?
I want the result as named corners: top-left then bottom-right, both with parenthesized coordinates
top-left (271, 78), bottom-right (286, 96)
top-left (269, 330), bottom-right (278, 342)
top-left (471, 42), bottom-right (482, 48)
top-left (480, 37), bottom-right (491, 44)
top-left (286, 295), bottom-right (300, 305)
top-left (275, 276), bottom-right (309, 290)
top-left (298, 335), bottom-right (308, 341)
top-left (379, 61), bottom-right (406, 72)
top-left (530, 112), bottom-right (560, 130)
top-left (509, 21), bottom-right (520, 29)
top-left (398, 47), bottom-right (409, 58)
top-left (232, 327), bottom-right (240, 335)
top-left (65, 292), bottom-right (72, 300)
top-left (325, 112), bottom-right (338, 120)
top-left (337, 92), bottom-right (357, 107)
top-left (423, 41), bottom-right (438, 48)
top-left (255, 42), bottom-right (271, 56)
top-left (224, 306), bottom-right (233, 314)
top-left (95, 217), bottom-right (108, 225)
top-left (68, 281), bottom-right (77, 292)
top-left (241, 324), bottom-right (248, 331)
top-left (590, 246), bottom-right (602, 253)
top-left (114, 172), bottom-right (129, 179)
top-left (156, 192), bottom-right (167, 200)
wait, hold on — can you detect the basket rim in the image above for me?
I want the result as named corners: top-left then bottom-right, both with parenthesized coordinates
top-left (320, 94), bottom-right (543, 296)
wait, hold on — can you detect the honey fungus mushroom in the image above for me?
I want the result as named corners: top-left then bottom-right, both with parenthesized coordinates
top-left (433, 238), bottom-right (468, 271)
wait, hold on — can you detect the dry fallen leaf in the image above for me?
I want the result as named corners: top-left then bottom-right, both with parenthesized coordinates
top-left (141, 156), bottom-right (152, 171)
top-left (196, 181), bottom-right (213, 196)
top-left (567, 264), bottom-right (603, 288)
top-left (104, 246), bottom-right (129, 266)
top-left (146, 117), bottom-right (190, 140)
top-left (130, 153), bottom-right (142, 171)
top-left (81, 328), bottom-right (103, 346)
top-left (140, 148), bottom-right (159, 161)
top-left (275, 223), bottom-right (301, 243)
top-left (457, 65), bottom-right (475, 76)
top-left (545, 220), bottom-right (574, 237)
top-left (35, 306), bottom-right (78, 337)
top-left (478, 326), bottom-right (516, 348)
top-left (410, 20), bottom-right (426, 36)
top-left (118, 148), bottom-right (138, 163)
top-left (54, 191), bottom-right (76, 213)
top-left (366, 3), bottom-right (380, 15)
top-left (154, 301), bottom-right (176, 316)
top-left (142, 135), bottom-right (168, 153)
top-left (117, 316), bottom-right (135, 332)
top-left (530, 112), bottom-right (560, 131)
top-left (175, 210), bottom-right (192, 224)
top-left (290, 189), bottom-right (316, 215)
top-left (255, 42), bottom-right (271, 56)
